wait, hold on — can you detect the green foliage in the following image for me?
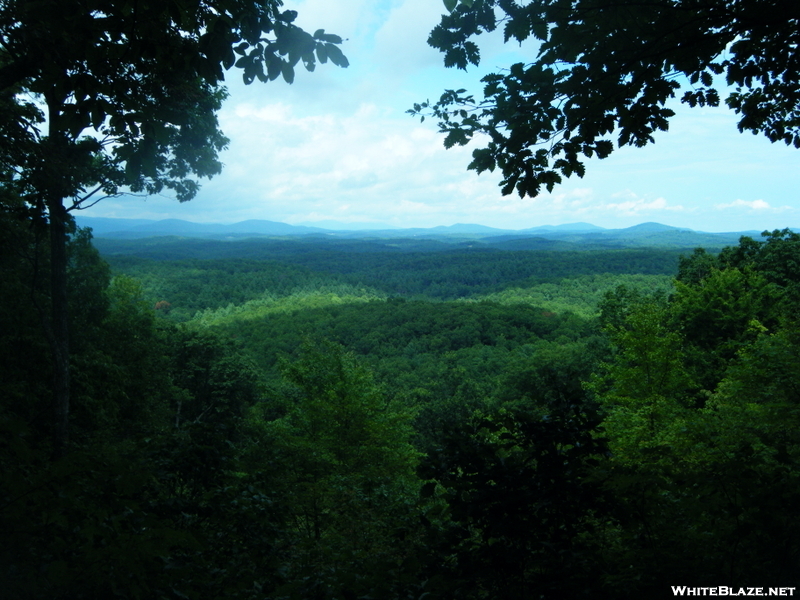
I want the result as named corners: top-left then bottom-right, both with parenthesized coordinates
top-left (676, 247), bottom-right (719, 286)
top-left (104, 255), bottom-right (350, 321)
top-left (588, 236), bottom-right (800, 588)
top-left (103, 240), bottom-right (683, 302)
top-left (70, 274), bottom-right (171, 441)
top-left (672, 267), bottom-right (779, 389)
top-left (0, 440), bottom-right (190, 600)
top-left (0, 209), bottom-right (52, 423)
top-left (591, 298), bottom-right (696, 466)
top-left (7, 220), bottom-right (800, 597)
top-left (66, 227), bottom-right (112, 343)
top-left (249, 341), bottom-right (422, 598)
top-left (672, 232), bottom-right (800, 389)
top-left (0, 0), bottom-right (347, 454)
top-left (0, 232), bottom-right (282, 598)
top-left (191, 295), bottom-right (592, 405)
top-left (412, 0), bottom-right (800, 197)
top-left (191, 285), bottom-right (386, 327)
top-left (0, 421), bottom-right (292, 599)
top-left (418, 402), bottom-right (609, 598)
top-left (498, 337), bottom-right (607, 410)
top-left (719, 229), bottom-right (800, 308)
top-left (165, 327), bottom-right (263, 430)
top-left (474, 273), bottom-right (673, 318)
top-left (592, 334), bottom-right (800, 589)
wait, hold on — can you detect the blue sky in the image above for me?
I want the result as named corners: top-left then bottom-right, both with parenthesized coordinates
top-left (80, 0), bottom-right (800, 232)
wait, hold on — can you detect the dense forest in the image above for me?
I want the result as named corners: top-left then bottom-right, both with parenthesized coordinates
top-left (3, 0), bottom-right (799, 597)
top-left (3, 210), bottom-right (800, 598)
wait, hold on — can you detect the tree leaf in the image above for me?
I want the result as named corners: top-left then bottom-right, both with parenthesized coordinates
top-left (281, 62), bottom-right (295, 84)
top-left (316, 44), bottom-right (329, 64)
top-left (325, 44), bottom-right (349, 68)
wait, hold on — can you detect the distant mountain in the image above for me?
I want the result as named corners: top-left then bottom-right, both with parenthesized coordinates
top-left (76, 217), bottom-right (515, 239)
top-left (125, 219), bottom-right (226, 235)
top-left (619, 222), bottom-right (689, 233)
top-left (426, 223), bottom-right (508, 234)
top-left (74, 215), bottom-right (781, 250)
top-left (73, 217), bottom-right (159, 236)
top-left (295, 220), bottom-right (399, 231)
top-left (216, 220), bottom-right (324, 235)
top-left (521, 222), bottom-right (606, 233)
top-left (76, 216), bottom-right (325, 238)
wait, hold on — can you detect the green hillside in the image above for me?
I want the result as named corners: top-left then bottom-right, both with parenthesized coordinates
top-left (5, 223), bottom-right (800, 599)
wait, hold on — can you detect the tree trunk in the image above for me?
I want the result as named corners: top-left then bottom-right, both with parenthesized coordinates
top-left (48, 195), bottom-right (70, 458)
top-left (44, 97), bottom-right (71, 459)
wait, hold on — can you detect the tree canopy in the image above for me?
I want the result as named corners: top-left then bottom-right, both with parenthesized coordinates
top-left (4, 204), bottom-right (800, 595)
top-left (410, 0), bottom-right (800, 197)
top-left (0, 0), bottom-right (348, 210)
top-left (0, 0), bottom-right (347, 455)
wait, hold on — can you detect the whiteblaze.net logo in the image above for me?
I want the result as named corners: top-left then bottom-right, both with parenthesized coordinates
top-left (672, 588), bottom-right (796, 597)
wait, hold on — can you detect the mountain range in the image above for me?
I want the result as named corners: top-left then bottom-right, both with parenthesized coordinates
top-left (74, 216), bottom-right (774, 249)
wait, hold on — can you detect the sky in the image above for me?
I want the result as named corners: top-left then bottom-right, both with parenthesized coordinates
top-left (80, 0), bottom-right (800, 232)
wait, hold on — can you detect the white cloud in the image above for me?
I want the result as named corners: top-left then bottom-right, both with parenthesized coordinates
top-left (194, 99), bottom-right (508, 225)
top-left (600, 196), bottom-right (684, 216)
top-left (529, 190), bottom-right (685, 220)
top-left (714, 198), bottom-right (791, 212)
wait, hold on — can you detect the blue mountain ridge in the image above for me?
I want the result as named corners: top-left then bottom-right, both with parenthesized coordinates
top-left (74, 215), bottom-right (770, 243)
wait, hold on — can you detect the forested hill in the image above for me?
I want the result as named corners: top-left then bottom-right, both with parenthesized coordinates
top-left (5, 215), bottom-right (800, 598)
top-left (98, 237), bottom-right (685, 286)
top-left (93, 231), bottom-right (723, 259)
top-left (99, 236), bottom-right (684, 320)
